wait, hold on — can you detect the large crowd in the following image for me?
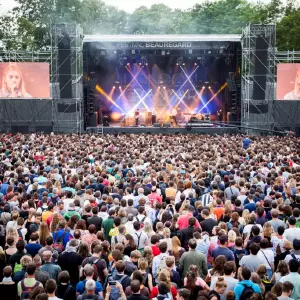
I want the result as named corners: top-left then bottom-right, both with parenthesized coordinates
top-left (0, 132), bottom-right (300, 300)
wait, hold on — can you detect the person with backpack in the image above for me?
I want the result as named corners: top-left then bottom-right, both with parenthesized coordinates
top-left (234, 267), bottom-right (262, 300)
top-left (52, 221), bottom-right (72, 253)
top-left (152, 241), bottom-right (170, 282)
top-left (13, 255), bottom-right (32, 283)
top-left (77, 279), bottom-right (103, 300)
top-left (76, 265), bottom-right (103, 297)
top-left (17, 263), bottom-right (43, 299)
top-left (106, 260), bottom-right (131, 299)
top-left (8, 239), bottom-right (26, 273)
top-left (135, 207), bottom-right (151, 227)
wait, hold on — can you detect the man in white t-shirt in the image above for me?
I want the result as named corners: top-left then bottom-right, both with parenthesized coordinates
top-left (284, 216), bottom-right (300, 243)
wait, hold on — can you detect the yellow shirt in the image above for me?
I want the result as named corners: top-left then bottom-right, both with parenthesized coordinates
top-left (42, 211), bottom-right (52, 222)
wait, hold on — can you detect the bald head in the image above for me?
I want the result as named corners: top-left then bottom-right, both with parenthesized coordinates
top-left (42, 250), bottom-right (52, 262)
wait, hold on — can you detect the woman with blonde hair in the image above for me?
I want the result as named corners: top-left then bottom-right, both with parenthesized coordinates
top-left (50, 213), bottom-right (60, 233)
top-left (137, 257), bottom-right (153, 290)
top-left (38, 222), bottom-right (50, 247)
top-left (6, 211), bottom-right (19, 232)
top-left (262, 222), bottom-right (274, 246)
top-left (6, 227), bottom-right (19, 244)
top-left (0, 63), bottom-right (32, 98)
top-left (150, 269), bottom-right (178, 299)
top-left (141, 246), bottom-right (153, 269)
top-left (228, 230), bottom-right (237, 249)
top-left (160, 227), bottom-right (172, 251)
top-left (168, 236), bottom-right (185, 264)
top-left (240, 209), bottom-right (250, 225)
top-left (143, 222), bottom-right (155, 240)
top-left (251, 272), bottom-right (265, 295)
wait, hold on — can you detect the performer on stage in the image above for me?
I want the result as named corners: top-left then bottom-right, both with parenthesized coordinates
top-left (170, 107), bottom-right (178, 127)
top-left (134, 108), bottom-right (140, 126)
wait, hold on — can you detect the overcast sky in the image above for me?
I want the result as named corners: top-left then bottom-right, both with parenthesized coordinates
top-left (0, 0), bottom-right (200, 13)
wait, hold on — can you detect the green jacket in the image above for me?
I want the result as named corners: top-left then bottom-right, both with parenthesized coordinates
top-left (179, 249), bottom-right (208, 278)
top-left (63, 210), bottom-right (81, 221)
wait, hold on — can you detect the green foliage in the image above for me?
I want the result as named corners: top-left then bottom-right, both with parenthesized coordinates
top-left (1, 0), bottom-right (300, 50)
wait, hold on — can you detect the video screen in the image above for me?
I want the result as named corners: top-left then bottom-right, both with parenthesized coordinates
top-left (0, 63), bottom-right (50, 99)
top-left (277, 63), bottom-right (300, 100)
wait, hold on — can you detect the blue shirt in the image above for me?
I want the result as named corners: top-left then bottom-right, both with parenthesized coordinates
top-left (76, 280), bottom-right (103, 294)
top-left (25, 243), bottom-right (42, 257)
top-left (244, 202), bottom-right (256, 213)
top-left (234, 280), bottom-right (261, 300)
top-left (212, 246), bottom-right (234, 261)
top-left (242, 138), bottom-right (252, 149)
top-left (52, 229), bottom-right (72, 248)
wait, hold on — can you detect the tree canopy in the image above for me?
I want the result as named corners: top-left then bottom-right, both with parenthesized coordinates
top-left (0, 0), bottom-right (300, 50)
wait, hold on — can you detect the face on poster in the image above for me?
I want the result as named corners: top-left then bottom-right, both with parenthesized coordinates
top-left (0, 62), bottom-right (51, 99)
top-left (277, 63), bottom-right (300, 100)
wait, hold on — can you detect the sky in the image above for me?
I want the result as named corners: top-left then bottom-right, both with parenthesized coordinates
top-left (0, 0), bottom-right (201, 14)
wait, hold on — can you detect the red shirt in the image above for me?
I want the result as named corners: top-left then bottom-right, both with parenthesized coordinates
top-left (151, 245), bottom-right (161, 257)
top-left (148, 192), bottom-right (162, 207)
top-left (150, 285), bottom-right (177, 299)
top-left (213, 206), bottom-right (225, 221)
top-left (177, 213), bottom-right (201, 230)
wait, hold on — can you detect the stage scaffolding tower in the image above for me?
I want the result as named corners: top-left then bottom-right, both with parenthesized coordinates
top-left (241, 24), bottom-right (276, 134)
top-left (51, 23), bottom-right (83, 133)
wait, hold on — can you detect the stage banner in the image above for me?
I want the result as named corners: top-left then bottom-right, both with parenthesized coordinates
top-left (277, 63), bottom-right (300, 100)
top-left (0, 62), bottom-right (51, 99)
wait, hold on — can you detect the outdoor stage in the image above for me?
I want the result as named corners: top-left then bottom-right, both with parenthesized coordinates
top-left (86, 125), bottom-right (238, 135)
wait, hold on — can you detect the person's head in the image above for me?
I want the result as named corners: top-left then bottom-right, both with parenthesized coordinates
top-left (26, 262), bottom-right (36, 276)
top-left (224, 261), bottom-right (236, 276)
top-left (130, 250), bottom-right (141, 263)
top-left (2, 63), bottom-right (26, 95)
top-left (249, 242), bottom-right (260, 255)
top-left (157, 282), bottom-right (170, 296)
top-left (260, 238), bottom-right (270, 249)
top-left (83, 264), bottom-right (94, 278)
top-left (241, 267), bottom-right (252, 280)
top-left (165, 256), bottom-right (175, 269)
top-left (289, 259), bottom-right (299, 272)
top-left (256, 264), bottom-right (267, 279)
top-left (282, 281), bottom-right (294, 296)
top-left (188, 238), bottom-right (197, 250)
top-left (219, 234), bottom-right (228, 246)
top-left (16, 239), bottom-right (25, 252)
top-left (115, 260), bottom-right (126, 273)
top-left (215, 277), bottom-right (227, 294)
top-left (177, 288), bottom-right (190, 300)
top-left (130, 280), bottom-right (141, 294)
top-left (225, 290), bottom-right (236, 300)
top-left (85, 279), bottom-right (96, 293)
top-left (293, 238), bottom-right (300, 251)
top-left (3, 266), bottom-right (12, 278)
top-left (45, 279), bottom-right (56, 295)
top-left (276, 260), bottom-right (289, 276)
top-left (159, 241), bottom-right (168, 253)
top-left (21, 255), bottom-right (33, 268)
top-left (58, 271), bottom-right (70, 284)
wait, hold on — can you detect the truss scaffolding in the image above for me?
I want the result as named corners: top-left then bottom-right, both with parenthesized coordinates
top-left (241, 24), bottom-right (277, 133)
top-left (51, 23), bottom-right (83, 133)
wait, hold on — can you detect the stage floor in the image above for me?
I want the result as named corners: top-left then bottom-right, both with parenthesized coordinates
top-left (86, 126), bottom-right (238, 135)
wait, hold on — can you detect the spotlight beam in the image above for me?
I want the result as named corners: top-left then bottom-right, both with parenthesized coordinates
top-left (129, 89), bottom-right (152, 114)
top-left (116, 66), bottom-right (144, 102)
top-left (96, 85), bottom-right (125, 113)
top-left (171, 89), bottom-right (190, 110)
top-left (198, 82), bottom-right (228, 113)
top-left (180, 66), bottom-right (206, 106)
top-left (133, 89), bottom-right (151, 112)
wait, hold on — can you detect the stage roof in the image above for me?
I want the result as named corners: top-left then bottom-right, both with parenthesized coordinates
top-left (83, 34), bottom-right (242, 43)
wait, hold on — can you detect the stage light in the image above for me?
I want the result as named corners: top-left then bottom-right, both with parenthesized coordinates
top-left (145, 63), bottom-right (148, 66)
top-left (113, 86), bottom-right (116, 89)
top-left (202, 86), bottom-right (205, 89)
top-left (209, 86), bottom-right (211, 89)
top-left (119, 86), bottom-right (121, 89)
top-left (127, 63), bottom-right (130, 66)
top-left (163, 86), bottom-right (166, 89)
top-left (182, 63), bottom-right (185, 66)
top-left (139, 63), bottom-right (142, 66)
top-left (158, 87), bottom-right (161, 90)
top-left (194, 63), bottom-right (197, 66)
top-left (176, 63), bottom-right (179, 66)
